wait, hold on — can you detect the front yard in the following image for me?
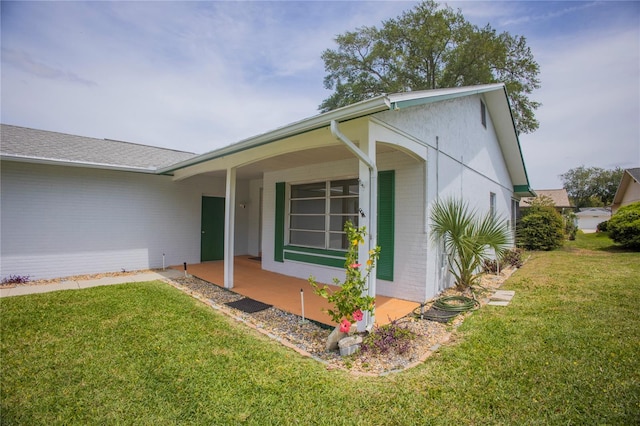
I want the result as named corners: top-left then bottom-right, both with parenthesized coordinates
top-left (1, 233), bottom-right (638, 424)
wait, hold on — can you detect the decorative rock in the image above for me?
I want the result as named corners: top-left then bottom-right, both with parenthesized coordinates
top-left (325, 326), bottom-right (347, 352)
top-left (338, 335), bottom-right (363, 356)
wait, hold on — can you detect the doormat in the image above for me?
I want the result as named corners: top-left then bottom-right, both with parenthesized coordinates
top-left (225, 297), bottom-right (272, 313)
top-left (249, 256), bottom-right (262, 261)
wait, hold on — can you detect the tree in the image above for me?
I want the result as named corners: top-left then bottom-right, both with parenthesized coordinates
top-left (320, 0), bottom-right (541, 134)
top-left (559, 166), bottom-right (624, 208)
top-left (430, 198), bottom-right (511, 290)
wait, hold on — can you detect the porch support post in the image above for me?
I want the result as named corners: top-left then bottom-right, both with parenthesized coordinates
top-left (330, 120), bottom-right (377, 330)
top-left (224, 166), bottom-right (236, 289)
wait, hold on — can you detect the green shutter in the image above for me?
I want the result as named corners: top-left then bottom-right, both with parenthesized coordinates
top-left (274, 182), bottom-right (285, 262)
top-left (377, 171), bottom-right (395, 280)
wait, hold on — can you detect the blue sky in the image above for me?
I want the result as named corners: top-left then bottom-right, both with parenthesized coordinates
top-left (2, 1), bottom-right (638, 189)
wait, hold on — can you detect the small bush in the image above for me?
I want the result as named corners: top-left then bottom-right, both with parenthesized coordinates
top-left (502, 247), bottom-right (524, 268)
top-left (563, 211), bottom-right (578, 240)
top-left (1, 275), bottom-right (31, 285)
top-left (608, 201), bottom-right (640, 250)
top-left (360, 319), bottom-right (416, 355)
top-left (517, 205), bottom-right (564, 251)
top-left (597, 220), bottom-right (609, 232)
top-left (482, 258), bottom-right (500, 274)
top-left (482, 248), bottom-right (524, 273)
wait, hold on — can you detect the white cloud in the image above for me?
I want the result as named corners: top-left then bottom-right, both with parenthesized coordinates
top-left (2, 47), bottom-right (97, 87)
top-left (2, 0), bottom-right (638, 189)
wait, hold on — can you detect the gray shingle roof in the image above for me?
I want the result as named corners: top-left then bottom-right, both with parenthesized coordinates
top-left (0, 124), bottom-right (196, 171)
top-left (627, 167), bottom-right (640, 182)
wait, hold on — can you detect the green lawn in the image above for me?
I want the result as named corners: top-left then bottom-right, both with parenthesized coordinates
top-left (2, 233), bottom-right (638, 425)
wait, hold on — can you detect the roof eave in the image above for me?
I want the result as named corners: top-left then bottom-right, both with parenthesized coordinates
top-left (1, 154), bottom-right (159, 174)
top-left (514, 185), bottom-right (536, 198)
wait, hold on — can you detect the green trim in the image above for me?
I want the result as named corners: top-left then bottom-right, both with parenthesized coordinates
top-left (514, 185), bottom-right (536, 197)
top-left (377, 170), bottom-right (395, 281)
top-left (274, 182), bottom-right (285, 262)
top-left (284, 251), bottom-right (345, 268)
top-left (284, 245), bottom-right (346, 258)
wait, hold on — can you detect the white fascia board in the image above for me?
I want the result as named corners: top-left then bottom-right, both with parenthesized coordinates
top-left (0, 154), bottom-right (157, 174)
top-left (388, 83), bottom-right (505, 110)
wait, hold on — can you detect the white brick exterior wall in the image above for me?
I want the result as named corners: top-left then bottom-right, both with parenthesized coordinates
top-left (0, 161), bottom-right (246, 280)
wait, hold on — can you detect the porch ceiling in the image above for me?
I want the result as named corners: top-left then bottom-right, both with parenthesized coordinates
top-left (189, 141), bottom-right (399, 180)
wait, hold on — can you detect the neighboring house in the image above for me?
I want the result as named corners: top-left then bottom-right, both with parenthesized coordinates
top-left (611, 167), bottom-right (640, 213)
top-left (1, 83), bottom-right (533, 325)
top-left (575, 207), bottom-right (611, 232)
top-left (519, 189), bottom-right (572, 213)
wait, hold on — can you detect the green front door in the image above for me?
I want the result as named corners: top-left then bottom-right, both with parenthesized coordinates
top-left (201, 196), bottom-right (225, 261)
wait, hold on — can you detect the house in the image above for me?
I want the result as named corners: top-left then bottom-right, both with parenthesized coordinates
top-left (519, 189), bottom-right (572, 213)
top-left (1, 83), bottom-right (533, 326)
top-left (611, 167), bottom-right (640, 213)
top-left (575, 207), bottom-right (611, 232)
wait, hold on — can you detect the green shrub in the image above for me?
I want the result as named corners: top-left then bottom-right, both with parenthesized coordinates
top-left (608, 201), bottom-right (640, 250)
top-left (597, 220), bottom-right (609, 232)
top-left (517, 205), bottom-right (564, 251)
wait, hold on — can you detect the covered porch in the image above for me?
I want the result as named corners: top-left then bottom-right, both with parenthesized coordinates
top-left (174, 256), bottom-right (420, 327)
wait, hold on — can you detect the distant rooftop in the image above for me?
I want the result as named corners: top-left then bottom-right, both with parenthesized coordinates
top-left (519, 189), bottom-right (572, 208)
top-left (0, 124), bottom-right (196, 171)
top-left (626, 167), bottom-right (640, 182)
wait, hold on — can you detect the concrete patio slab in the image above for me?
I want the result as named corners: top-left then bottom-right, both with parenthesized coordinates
top-left (487, 300), bottom-right (511, 306)
top-left (487, 289), bottom-right (515, 306)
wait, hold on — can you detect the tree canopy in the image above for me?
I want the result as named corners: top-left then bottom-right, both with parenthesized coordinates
top-left (559, 166), bottom-right (624, 208)
top-left (320, 0), bottom-right (541, 134)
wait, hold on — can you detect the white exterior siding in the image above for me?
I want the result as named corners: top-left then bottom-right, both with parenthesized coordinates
top-left (0, 161), bottom-right (242, 280)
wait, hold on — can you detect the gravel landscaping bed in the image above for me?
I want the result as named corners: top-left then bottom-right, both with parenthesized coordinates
top-left (168, 270), bottom-right (514, 375)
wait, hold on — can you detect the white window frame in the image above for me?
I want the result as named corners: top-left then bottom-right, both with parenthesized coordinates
top-left (481, 100), bottom-right (487, 128)
top-left (490, 192), bottom-right (497, 218)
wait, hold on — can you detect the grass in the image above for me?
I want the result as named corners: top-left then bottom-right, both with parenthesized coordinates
top-left (1, 232), bottom-right (638, 424)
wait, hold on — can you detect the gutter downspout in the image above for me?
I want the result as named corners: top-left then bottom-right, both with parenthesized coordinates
top-left (330, 120), bottom-right (378, 330)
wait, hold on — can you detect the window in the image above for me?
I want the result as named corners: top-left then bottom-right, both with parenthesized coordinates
top-left (490, 192), bottom-right (496, 218)
top-left (289, 179), bottom-right (359, 250)
top-left (511, 198), bottom-right (519, 236)
top-left (481, 100), bottom-right (487, 128)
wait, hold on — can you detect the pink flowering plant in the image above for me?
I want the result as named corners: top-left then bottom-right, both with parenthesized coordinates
top-left (309, 221), bottom-right (380, 333)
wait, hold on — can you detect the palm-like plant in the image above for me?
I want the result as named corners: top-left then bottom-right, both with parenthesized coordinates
top-left (430, 197), bottom-right (511, 290)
